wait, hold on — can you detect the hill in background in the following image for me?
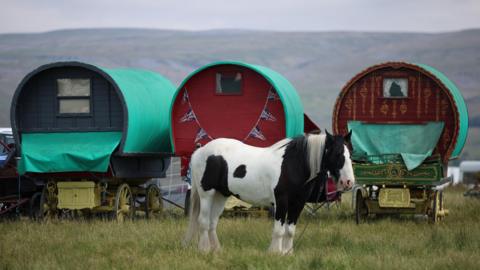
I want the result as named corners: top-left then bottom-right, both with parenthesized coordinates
top-left (0, 28), bottom-right (478, 160)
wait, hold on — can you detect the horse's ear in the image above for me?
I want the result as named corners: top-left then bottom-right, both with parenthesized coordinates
top-left (325, 129), bottom-right (334, 144)
top-left (344, 130), bottom-right (352, 143)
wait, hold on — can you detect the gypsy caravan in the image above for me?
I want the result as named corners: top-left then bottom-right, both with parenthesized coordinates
top-left (11, 61), bottom-right (176, 220)
top-left (333, 62), bottom-right (468, 223)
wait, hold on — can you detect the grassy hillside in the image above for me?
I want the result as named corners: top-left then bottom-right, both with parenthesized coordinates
top-left (0, 187), bottom-right (478, 270)
top-left (0, 28), bottom-right (479, 158)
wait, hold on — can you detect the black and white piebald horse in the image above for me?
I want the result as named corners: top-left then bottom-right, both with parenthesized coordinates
top-left (184, 131), bottom-right (354, 254)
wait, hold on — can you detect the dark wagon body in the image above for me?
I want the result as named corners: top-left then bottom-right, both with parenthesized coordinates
top-left (332, 62), bottom-right (468, 223)
top-left (11, 62), bottom-right (176, 220)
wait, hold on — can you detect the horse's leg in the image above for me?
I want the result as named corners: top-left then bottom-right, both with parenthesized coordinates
top-left (209, 192), bottom-right (228, 252)
top-left (198, 189), bottom-right (214, 252)
top-left (268, 194), bottom-right (287, 253)
top-left (283, 199), bottom-right (307, 255)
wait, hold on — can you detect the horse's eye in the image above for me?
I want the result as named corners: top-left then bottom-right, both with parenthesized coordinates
top-left (336, 155), bottom-right (345, 169)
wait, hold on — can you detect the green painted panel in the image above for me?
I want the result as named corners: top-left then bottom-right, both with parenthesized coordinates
top-left (354, 161), bottom-right (443, 185)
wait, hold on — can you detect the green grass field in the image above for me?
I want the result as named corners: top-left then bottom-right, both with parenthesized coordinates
top-left (1, 187), bottom-right (479, 270)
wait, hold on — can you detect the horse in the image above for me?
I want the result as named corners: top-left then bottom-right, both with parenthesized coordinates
top-left (183, 131), bottom-right (354, 254)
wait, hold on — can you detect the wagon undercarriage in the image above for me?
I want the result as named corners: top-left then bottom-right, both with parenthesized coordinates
top-left (353, 156), bottom-right (451, 223)
top-left (38, 180), bottom-right (163, 221)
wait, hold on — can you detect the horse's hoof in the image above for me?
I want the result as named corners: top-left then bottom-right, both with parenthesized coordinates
top-left (199, 248), bottom-right (211, 253)
top-left (267, 248), bottom-right (283, 255)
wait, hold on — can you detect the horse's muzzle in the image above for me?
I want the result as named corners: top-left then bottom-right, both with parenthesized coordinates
top-left (339, 179), bottom-right (353, 190)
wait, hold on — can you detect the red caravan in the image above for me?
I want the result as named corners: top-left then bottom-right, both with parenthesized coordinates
top-left (169, 61), bottom-right (319, 175)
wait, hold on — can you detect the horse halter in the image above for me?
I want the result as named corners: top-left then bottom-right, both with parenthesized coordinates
top-left (321, 138), bottom-right (344, 185)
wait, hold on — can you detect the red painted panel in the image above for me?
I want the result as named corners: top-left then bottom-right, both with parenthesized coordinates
top-left (333, 66), bottom-right (458, 163)
top-left (172, 65), bottom-right (286, 163)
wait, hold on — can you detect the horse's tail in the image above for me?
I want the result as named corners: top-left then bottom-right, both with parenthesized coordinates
top-left (183, 157), bottom-right (201, 246)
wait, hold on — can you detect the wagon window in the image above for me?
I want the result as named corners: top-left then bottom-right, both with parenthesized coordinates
top-left (57, 79), bottom-right (91, 114)
top-left (383, 78), bottom-right (408, 98)
top-left (216, 72), bottom-right (242, 94)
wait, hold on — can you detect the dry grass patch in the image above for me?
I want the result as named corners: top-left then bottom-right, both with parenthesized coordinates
top-left (0, 187), bottom-right (479, 270)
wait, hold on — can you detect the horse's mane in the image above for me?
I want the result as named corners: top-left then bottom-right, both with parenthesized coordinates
top-left (306, 134), bottom-right (326, 181)
top-left (282, 134), bottom-right (326, 182)
top-left (269, 137), bottom-right (292, 150)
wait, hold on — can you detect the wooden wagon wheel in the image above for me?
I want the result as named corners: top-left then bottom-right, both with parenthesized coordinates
top-left (438, 191), bottom-right (445, 221)
top-left (145, 184), bottom-right (162, 219)
top-left (39, 181), bottom-right (58, 220)
top-left (355, 190), bottom-right (368, 224)
top-left (29, 191), bottom-right (42, 220)
top-left (430, 190), bottom-right (445, 223)
top-left (113, 183), bottom-right (134, 222)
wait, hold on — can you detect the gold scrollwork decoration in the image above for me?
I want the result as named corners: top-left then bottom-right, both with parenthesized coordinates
top-left (400, 100), bottom-right (408, 115)
top-left (392, 100), bottom-right (397, 119)
top-left (441, 99), bottom-right (448, 117)
top-left (360, 86), bottom-right (368, 114)
top-left (345, 97), bottom-right (353, 117)
top-left (424, 87), bottom-right (432, 113)
top-left (380, 100), bottom-right (389, 115)
top-left (436, 90), bottom-right (440, 121)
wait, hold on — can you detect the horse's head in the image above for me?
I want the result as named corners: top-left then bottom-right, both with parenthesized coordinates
top-left (324, 130), bottom-right (355, 191)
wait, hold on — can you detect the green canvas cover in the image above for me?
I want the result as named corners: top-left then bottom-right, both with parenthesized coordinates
top-left (99, 67), bottom-right (176, 154)
top-left (414, 63), bottom-right (469, 159)
top-left (170, 61), bottom-right (304, 150)
top-left (19, 132), bottom-right (122, 174)
top-left (348, 121), bottom-right (445, 170)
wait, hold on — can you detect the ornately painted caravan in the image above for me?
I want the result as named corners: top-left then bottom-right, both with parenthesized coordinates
top-left (333, 62), bottom-right (469, 223)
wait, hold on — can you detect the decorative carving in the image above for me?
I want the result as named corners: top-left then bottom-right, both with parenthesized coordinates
top-left (353, 86), bottom-right (357, 120)
top-left (400, 100), bottom-right (408, 115)
top-left (410, 76), bottom-right (416, 97)
top-left (345, 96), bottom-right (353, 117)
top-left (417, 76), bottom-right (421, 118)
top-left (436, 90), bottom-right (440, 121)
top-left (376, 77), bottom-right (382, 96)
top-left (370, 77), bottom-right (375, 117)
top-left (360, 85), bottom-right (368, 114)
top-left (442, 127), bottom-right (451, 151)
top-left (355, 163), bottom-right (440, 180)
top-left (392, 100), bottom-right (397, 119)
top-left (441, 99), bottom-right (449, 117)
top-left (380, 100), bottom-right (389, 115)
top-left (424, 87), bottom-right (432, 113)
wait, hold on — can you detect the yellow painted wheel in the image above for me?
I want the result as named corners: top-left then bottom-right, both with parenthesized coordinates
top-left (39, 181), bottom-right (58, 221)
top-left (430, 190), bottom-right (441, 223)
top-left (114, 183), bottom-right (134, 222)
top-left (145, 184), bottom-right (162, 219)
